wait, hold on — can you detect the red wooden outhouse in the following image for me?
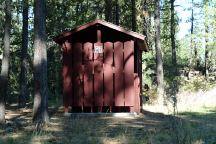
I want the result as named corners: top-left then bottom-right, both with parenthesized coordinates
top-left (54, 20), bottom-right (148, 113)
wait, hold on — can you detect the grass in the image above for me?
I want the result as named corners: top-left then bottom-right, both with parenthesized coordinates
top-left (0, 106), bottom-right (216, 144)
top-left (177, 107), bottom-right (216, 144)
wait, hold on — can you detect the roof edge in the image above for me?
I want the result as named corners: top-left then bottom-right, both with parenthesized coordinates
top-left (53, 19), bottom-right (146, 44)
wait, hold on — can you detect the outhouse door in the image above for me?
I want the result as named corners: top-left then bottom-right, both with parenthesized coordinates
top-left (71, 41), bottom-right (136, 110)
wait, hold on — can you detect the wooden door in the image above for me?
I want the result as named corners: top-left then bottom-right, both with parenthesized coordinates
top-left (103, 42), bottom-right (114, 106)
top-left (114, 42), bottom-right (124, 106)
top-left (83, 42), bottom-right (93, 106)
top-left (94, 42), bottom-right (104, 106)
top-left (72, 43), bottom-right (83, 106)
top-left (124, 41), bottom-right (135, 106)
top-left (66, 41), bottom-right (136, 111)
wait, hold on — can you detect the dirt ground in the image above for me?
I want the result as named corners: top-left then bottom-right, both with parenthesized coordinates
top-left (0, 105), bottom-right (216, 144)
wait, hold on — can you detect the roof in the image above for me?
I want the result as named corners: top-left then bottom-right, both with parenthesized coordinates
top-left (53, 19), bottom-right (148, 51)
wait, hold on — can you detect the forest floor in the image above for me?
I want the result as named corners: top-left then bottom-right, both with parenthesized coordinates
top-left (0, 105), bottom-right (216, 144)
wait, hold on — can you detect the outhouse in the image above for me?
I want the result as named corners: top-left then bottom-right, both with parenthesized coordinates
top-left (53, 20), bottom-right (148, 113)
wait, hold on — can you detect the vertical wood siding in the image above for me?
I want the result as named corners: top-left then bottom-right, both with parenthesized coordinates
top-left (63, 40), bottom-right (140, 112)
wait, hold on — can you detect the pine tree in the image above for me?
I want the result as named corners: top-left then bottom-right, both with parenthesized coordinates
top-left (105, 0), bottom-right (112, 22)
top-left (19, 0), bottom-right (29, 108)
top-left (32, 0), bottom-right (49, 123)
top-left (115, 0), bottom-right (120, 25)
top-left (0, 0), bottom-right (11, 125)
top-left (188, 0), bottom-right (194, 79)
top-left (204, 0), bottom-right (209, 80)
top-left (131, 0), bottom-right (136, 31)
top-left (170, 0), bottom-right (177, 74)
top-left (143, 0), bottom-right (149, 44)
top-left (155, 0), bottom-right (164, 104)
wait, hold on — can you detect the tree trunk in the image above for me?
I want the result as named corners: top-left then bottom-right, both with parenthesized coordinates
top-left (155, 0), bottom-right (164, 104)
top-left (188, 0), bottom-right (194, 80)
top-left (193, 0), bottom-right (199, 68)
top-left (32, 0), bottom-right (49, 123)
top-left (205, 27), bottom-right (209, 80)
top-left (105, 0), bottom-right (112, 22)
top-left (115, 0), bottom-right (119, 25)
top-left (194, 42), bottom-right (199, 68)
top-left (143, 0), bottom-right (149, 44)
top-left (204, 0), bottom-right (209, 80)
top-left (0, 0), bottom-right (11, 125)
top-left (19, 0), bottom-right (29, 108)
top-left (170, 0), bottom-right (177, 74)
top-left (131, 0), bottom-right (136, 31)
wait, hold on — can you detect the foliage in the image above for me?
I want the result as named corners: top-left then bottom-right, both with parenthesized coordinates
top-left (0, 0), bottom-right (215, 143)
top-left (181, 77), bottom-right (216, 92)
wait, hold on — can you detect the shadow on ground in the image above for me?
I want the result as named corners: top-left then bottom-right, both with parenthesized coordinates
top-left (0, 105), bottom-right (216, 144)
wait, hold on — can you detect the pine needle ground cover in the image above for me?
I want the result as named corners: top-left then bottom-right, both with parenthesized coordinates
top-left (0, 106), bottom-right (216, 144)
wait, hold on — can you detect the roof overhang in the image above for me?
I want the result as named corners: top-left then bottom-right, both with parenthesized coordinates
top-left (53, 19), bottom-right (148, 51)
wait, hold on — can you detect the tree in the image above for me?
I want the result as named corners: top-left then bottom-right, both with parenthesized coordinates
top-left (143, 0), bottom-right (149, 44)
top-left (188, 0), bottom-right (194, 79)
top-left (204, 0), bottom-right (209, 80)
top-left (192, 0), bottom-right (199, 69)
top-left (155, 0), bottom-right (164, 104)
top-left (115, 0), bottom-right (120, 25)
top-left (32, 0), bottom-right (49, 123)
top-left (131, 0), bottom-right (136, 31)
top-left (19, 0), bottom-right (29, 108)
top-left (0, 0), bottom-right (11, 125)
top-left (170, 0), bottom-right (177, 74)
top-left (160, 0), bottom-right (171, 64)
top-left (105, 0), bottom-right (112, 22)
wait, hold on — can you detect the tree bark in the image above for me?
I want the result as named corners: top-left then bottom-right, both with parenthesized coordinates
top-left (143, 0), bottom-right (149, 44)
top-left (155, 0), bottom-right (164, 104)
top-left (205, 26), bottom-right (209, 80)
top-left (204, 0), bottom-right (209, 80)
top-left (105, 0), bottom-right (112, 22)
top-left (194, 42), bottom-right (199, 68)
top-left (131, 0), bottom-right (136, 31)
top-left (193, 0), bottom-right (199, 68)
top-left (0, 0), bottom-right (11, 125)
top-left (19, 0), bottom-right (29, 108)
top-left (115, 0), bottom-right (119, 25)
top-left (188, 0), bottom-right (194, 80)
top-left (32, 0), bottom-right (49, 123)
top-left (170, 0), bottom-right (177, 74)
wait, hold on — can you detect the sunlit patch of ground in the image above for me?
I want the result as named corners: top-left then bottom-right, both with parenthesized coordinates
top-left (143, 85), bottom-right (216, 114)
top-left (141, 85), bottom-right (216, 144)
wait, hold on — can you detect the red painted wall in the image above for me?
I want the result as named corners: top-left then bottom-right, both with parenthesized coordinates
top-left (62, 40), bottom-right (141, 113)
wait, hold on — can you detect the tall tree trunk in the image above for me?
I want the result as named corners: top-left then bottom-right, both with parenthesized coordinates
top-left (19, 0), bottom-right (29, 108)
top-left (115, 0), bottom-right (119, 25)
top-left (143, 0), bottom-right (149, 44)
top-left (188, 0), bottom-right (194, 79)
top-left (204, 0), bottom-right (209, 80)
top-left (131, 0), bottom-right (136, 31)
top-left (105, 0), bottom-right (112, 22)
top-left (32, 0), bottom-right (49, 123)
top-left (170, 0), bottom-right (177, 74)
top-left (155, 0), bottom-right (164, 104)
top-left (0, 0), bottom-right (11, 125)
top-left (75, 2), bottom-right (80, 24)
top-left (194, 42), bottom-right (199, 68)
top-left (193, 0), bottom-right (199, 68)
top-left (205, 27), bottom-right (209, 80)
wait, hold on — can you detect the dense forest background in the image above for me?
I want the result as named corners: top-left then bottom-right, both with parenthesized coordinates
top-left (0, 0), bottom-right (216, 143)
top-left (0, 0), bottom-right (216, 120)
